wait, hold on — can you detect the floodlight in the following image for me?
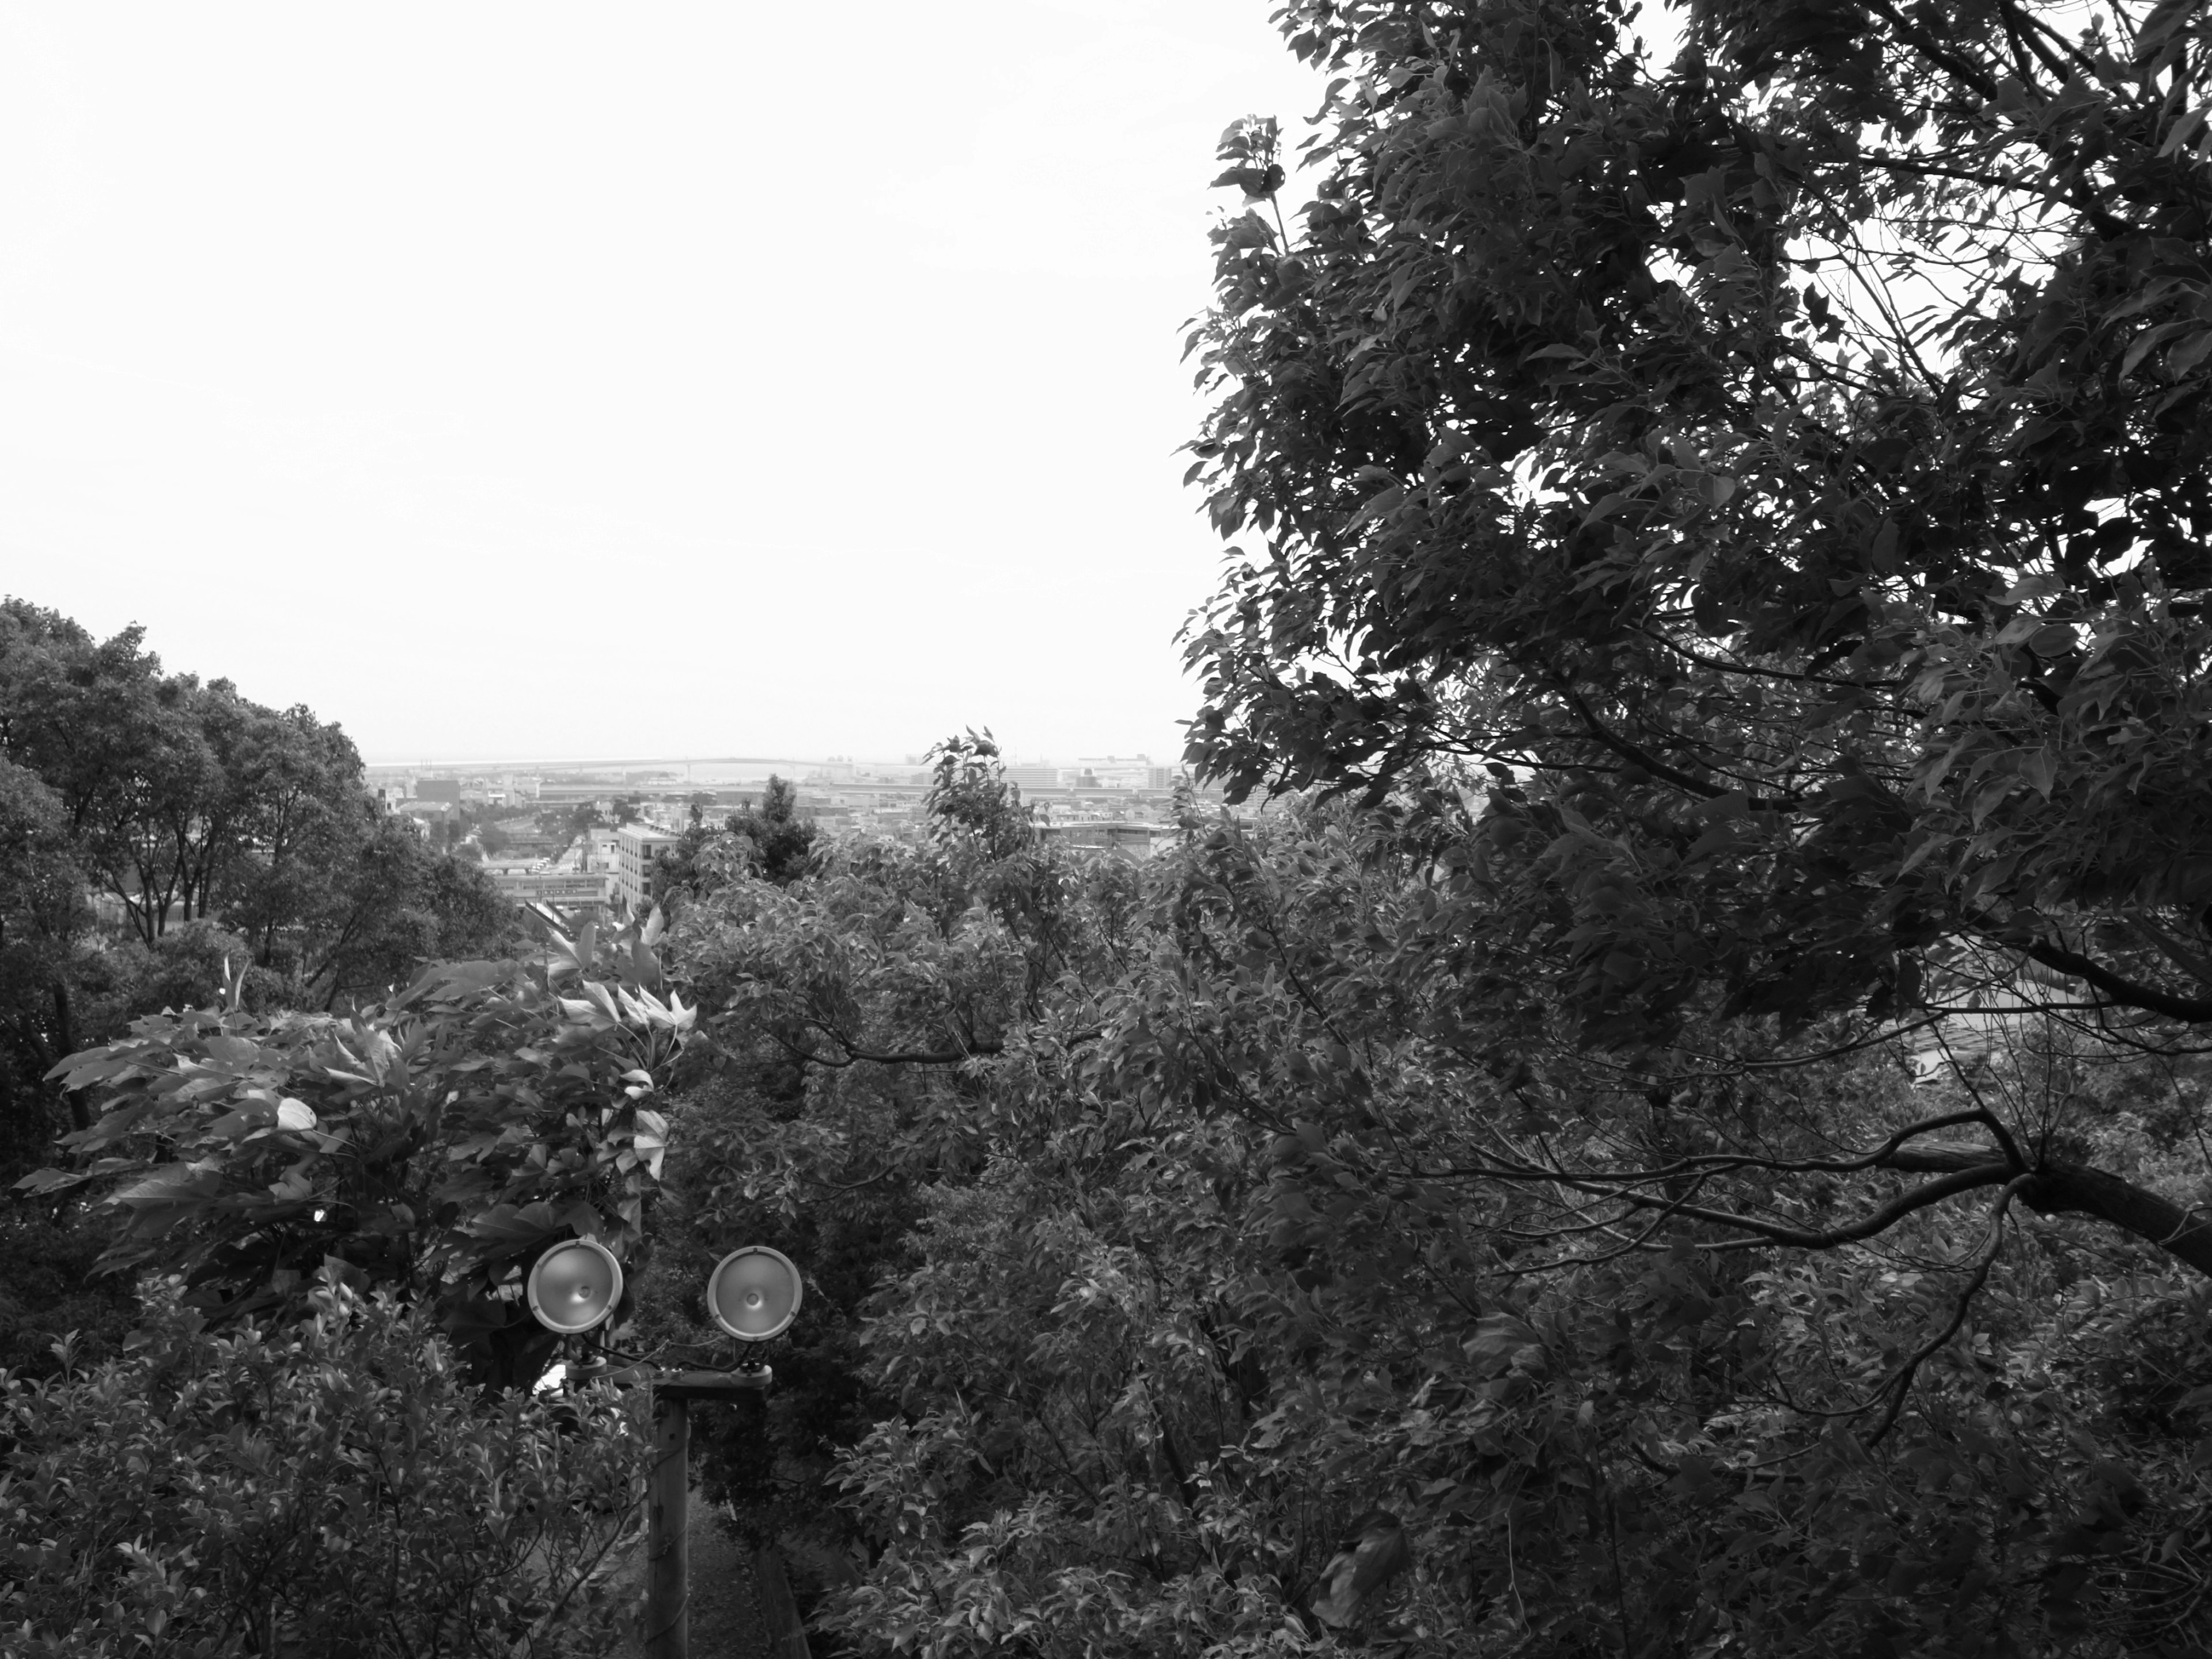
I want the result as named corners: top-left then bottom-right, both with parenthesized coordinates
top-left (706, 1245), bottom-right (803, 1342)
top-left (525, 1237), bottom-right (624, 1334)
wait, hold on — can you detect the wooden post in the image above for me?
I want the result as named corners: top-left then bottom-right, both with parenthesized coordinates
top-left (641, 1369), bottom-right (769, 1659)
top-left (644, 1392), bottom-right (690, 1659)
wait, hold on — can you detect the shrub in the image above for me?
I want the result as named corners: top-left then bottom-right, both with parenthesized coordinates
top-left (0, 1205), bottom-right (139, 1380)
top-left (1, 1272), bottom-right (642, 1658)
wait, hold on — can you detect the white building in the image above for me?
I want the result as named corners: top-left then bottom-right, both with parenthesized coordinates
top-left (613, 824), bottom-right (683, 918)
top-left (1074, 755), bottom-right (1154, 790)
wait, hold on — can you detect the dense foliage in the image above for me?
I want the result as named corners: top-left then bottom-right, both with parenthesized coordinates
top-left (0, 599), bottom-right (518, 1171)
top-left (20, 913), bottom-right (687, 1386)
top-left (1183, 0), bottom-right (2212, 1051)
top-left (3, 1274), bottom-right (640, 1658)
top-left (654, 772), bottom-right (821, 916)
top-left (0, 605), bottom-right (673, 1657)
top-left (29, 726), bottom-right (2212, 1651)
top-left (665, 779), bottom-right (2212, 1656)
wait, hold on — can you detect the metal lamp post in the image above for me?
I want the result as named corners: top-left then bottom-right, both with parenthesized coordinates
top-left (524, 1239), bottom-right (804, 1659)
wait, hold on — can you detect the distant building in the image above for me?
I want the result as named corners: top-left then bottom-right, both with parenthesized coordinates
top-left (1075, 756), bottom-right (1153, 790)
top-left (491, 870), bottom-right (615, 916)
top-left (415, 777), bottom-right (463, 805)
top-left (614, 824), bottom-right (683, 917)
top-left (1004, 766), bottom-right (1060, 793)
top-left (571, 827), bottom-right (624, 875)
top-left (397, 800), bottom-right (456, 833)
top-left (1039, 822), bottom-right (1168, 858)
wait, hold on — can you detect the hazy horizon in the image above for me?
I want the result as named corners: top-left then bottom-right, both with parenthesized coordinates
top-left (355, 747), bottom-right (1169, 773)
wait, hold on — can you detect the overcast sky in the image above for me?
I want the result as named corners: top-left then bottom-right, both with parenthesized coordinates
top-left (0, 2), bottom-right (1327, 765)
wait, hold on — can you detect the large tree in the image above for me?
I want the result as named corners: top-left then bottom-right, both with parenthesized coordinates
top-left (1184, 0), bottom-right (2212, 1050)
top-left (0, 601), bottom-right (520, 1164)
top-left (0, 759), bottom-right (87, 1149)
top-left (1173, 0), bottom-right (2212, 1298)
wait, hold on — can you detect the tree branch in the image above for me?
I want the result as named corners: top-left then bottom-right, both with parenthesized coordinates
top-left (2019, 936), bottom-right (2212, 1023)
top-left (1860, 0), bottom-right (2001, 99)
top-left (1558, 691), bottom-right (1726, 802)
top-left (1863, 1175), bottom-right (2028, 1446)
top-left (1578, 1161), bottom-right (2014, 1249)
top-left (2023, 1162), bottom-right (2212, 1279)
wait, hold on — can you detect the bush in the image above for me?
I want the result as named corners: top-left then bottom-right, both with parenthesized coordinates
top-left (0, 1205), bottom-right (139, 1380)
top-left (1, 1272), bottom-right (642, 1658)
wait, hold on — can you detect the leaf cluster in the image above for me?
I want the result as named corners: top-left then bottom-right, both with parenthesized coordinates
top-left (16, 912), bottom-right (691, 1385)
top-left (1, 1272), bottom-right (642, 1658)
top-left (1181, 0), bottom-right (2212, 1047)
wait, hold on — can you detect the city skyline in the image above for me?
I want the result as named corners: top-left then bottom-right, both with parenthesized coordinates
top-left (355, 748), bottom-right (1175, 772)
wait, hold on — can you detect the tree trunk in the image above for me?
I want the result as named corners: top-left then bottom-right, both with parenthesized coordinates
top-left (52, 980), bottom-right (85, 1131)
top-left (1893, 1144), bottom-right (2212, 1279)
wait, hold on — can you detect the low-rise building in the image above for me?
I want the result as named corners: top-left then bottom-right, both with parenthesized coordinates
top-left (1039, 822), bottom-right (1168, 858)
top-left (614, 824), bottom-right (683, 917)
top-left (490, 870), bottom-right (615, 920)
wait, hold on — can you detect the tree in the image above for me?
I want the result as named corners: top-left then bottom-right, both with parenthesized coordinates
top-left (18, 912), bottom-right (689, 1386)
top-left (0, 759), bottom-right (87, 1149)
top-left (267, 806), bottom-right (524, 1009)
top-left (3, 1274), bottom-right (640, 1657)
top-left (732, 775), bottom-right (820, 885)
top-left (214, 696), bottom-right (367, 961)
top-left (768, 797), bottom-right (2212, 1655)
top-left (1173, 0), bottom-right (2212, 1294)
top-left (626, 737), bottom-right (1125, 1611)
top-left (654, 774), bottom-right (823, 916)
top-left (0, 601), bottom-right (204, 945)
top-left (1183, 0), bottom-right (2212, 1051)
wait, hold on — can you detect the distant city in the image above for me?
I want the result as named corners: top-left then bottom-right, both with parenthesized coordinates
top-left (360, 753), bottom-right (1236, 930)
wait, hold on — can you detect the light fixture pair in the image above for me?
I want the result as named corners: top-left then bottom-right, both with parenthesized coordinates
top-left (524, 1238), bottom-right (803, 1342)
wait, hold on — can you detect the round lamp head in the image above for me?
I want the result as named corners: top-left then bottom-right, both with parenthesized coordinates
top-left (525, 1237), bottom-right (624, 1335)
top-left (706, 1245), bottom-right (803, 1343)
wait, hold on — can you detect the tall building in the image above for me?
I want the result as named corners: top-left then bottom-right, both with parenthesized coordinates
top-left (614, 824), bottom-right (682, 918)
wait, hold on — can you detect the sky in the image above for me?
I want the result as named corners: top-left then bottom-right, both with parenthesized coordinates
top-left (0, 2), bottom-right (1330, 766)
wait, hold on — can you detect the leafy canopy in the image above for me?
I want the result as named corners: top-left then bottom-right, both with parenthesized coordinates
top-left (669, 778), bottom-right (2212, 1657)
top-left (1184, 0), bottom-right (2212, 1044)
top-left (2, 1273), bottom-right (640, 1658)
top-left (20, 913), bottom-right (691, 1385)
